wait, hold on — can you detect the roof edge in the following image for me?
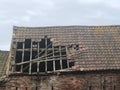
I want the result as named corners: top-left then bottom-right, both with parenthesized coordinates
top-left (13, 25), bottom-right (120, 30)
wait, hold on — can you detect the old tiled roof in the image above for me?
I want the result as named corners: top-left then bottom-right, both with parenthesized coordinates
top-left (12, 25), bottom-right (120, 72)
top-left (0, 51), bottom-right (9, 76)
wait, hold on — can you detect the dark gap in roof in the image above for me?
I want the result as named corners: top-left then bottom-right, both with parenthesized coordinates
top-left (47, 61), bottom-right (53, 71)
top-left (31, 63), bottom-right (37, 73)
top-left (39, 50), bottom-right (45, 58)
top-left (54, 46), bottom-right (60, 58)
top-left (61, 50), bottom-right (66, 56)
top-left (15, 65), bottom-right (21, 72)
top-left (39, 39), bottom-right (45, 48)
top-left (62, 59), bottom-right (68, 69)
top-left (47, 38), bottom-right (52, 48)
top-left (25, 39), bottom-right (31, 48)
top-left (32, 50), bottom-right (38, 59)
top-left (32, 42), bottom-right (38, 48)
top-left (15, 51), bottom-right (22, 63)
top-left (23, 63), bottom-right (29, 73)
top-left (47, 50), bottom-right (53, 59)
top-left (55, 60), bottom-right (61, 70)
top-left (24, 51), bottom-right (30, 61)
top-left (39, 62), bottom-right (45, 72)
top-left (17, 42), bottom-right (23, 49)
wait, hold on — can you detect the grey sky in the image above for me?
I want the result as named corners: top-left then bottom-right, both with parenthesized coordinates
top-left (1, 0), bottom-right (120, 50)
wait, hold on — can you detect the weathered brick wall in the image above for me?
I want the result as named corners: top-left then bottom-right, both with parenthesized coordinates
top-left (2, 71), bottom-right (120, 90)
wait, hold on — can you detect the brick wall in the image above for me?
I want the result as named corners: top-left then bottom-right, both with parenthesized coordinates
top-left (2, 71), bottom-right (120, 90)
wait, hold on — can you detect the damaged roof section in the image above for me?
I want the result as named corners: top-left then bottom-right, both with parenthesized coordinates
top-left (9, 25), bottom-right (120, 75)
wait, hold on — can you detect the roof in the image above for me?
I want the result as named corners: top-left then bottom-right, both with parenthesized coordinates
top-left (0, 51), bottom-right (9, 76)
top-left (10, 25), bottom-right (120, 73)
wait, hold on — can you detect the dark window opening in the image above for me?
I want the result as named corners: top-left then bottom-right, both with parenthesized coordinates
top-left (69, 62), bottom-right (74, 68)
top-left (15, 51), bottom-right (22, 63)
top-left (47, 61), bottom-right (53, 71)
top-left (25, 39), bottom-right (31, 48)
top-left (32, 51), bottom-right (38, 59)
top-left (39, 62), bottom-right (45, 72)
top-left (15, 65), bottom-right (21, 72)
top-left (31, 63), bottom-right (37, 73)
top-left (23, 63), bottom-right (29, 73)
top-left (39, 39), bottom-right (45, 48)
top-left (55, 60), bottom-right (61, 70)
top-left (17, 42), bottom-right (23, 49)
top-left (24, 51), bottom-right (30, 61)
top-left (62, 60), bottom-right (67, 69)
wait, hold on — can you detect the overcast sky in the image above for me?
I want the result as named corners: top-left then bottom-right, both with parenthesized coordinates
top-left (1, 0), bottom-right (120, 50)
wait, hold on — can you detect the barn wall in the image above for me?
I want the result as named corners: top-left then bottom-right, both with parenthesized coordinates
top-left (2, 71), bottom-right (120, 90)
